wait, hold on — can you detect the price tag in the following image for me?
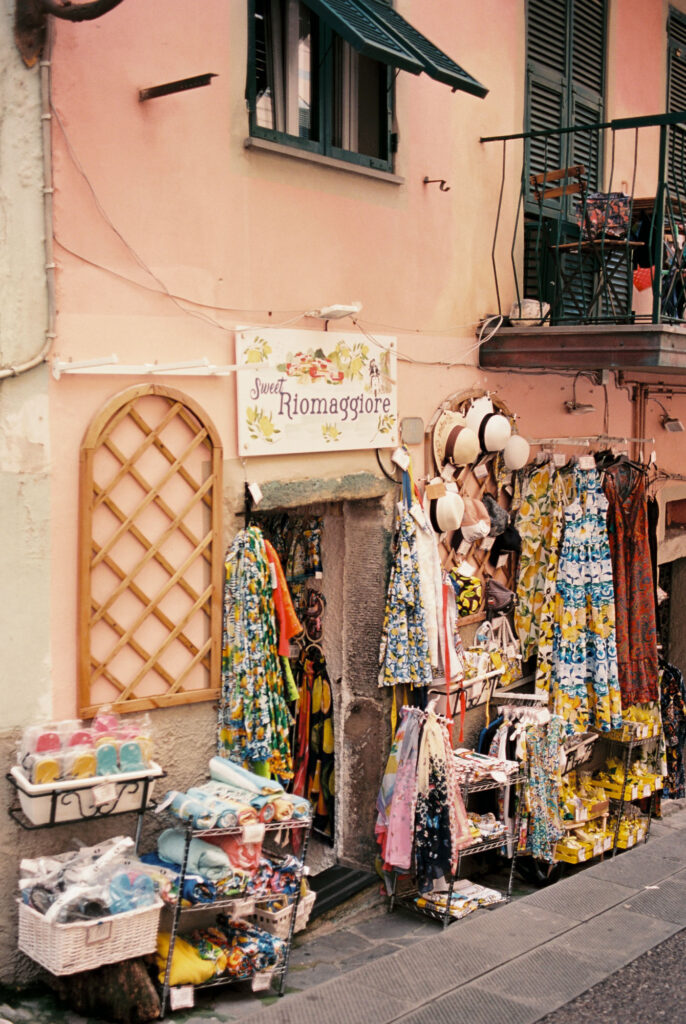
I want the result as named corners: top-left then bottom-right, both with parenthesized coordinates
top-left (473, 463), bottom-right (488, 479)
top-left (270, 562), bottom-right (278, 590)
top-left (425, 481), bottom-right (447, 499)
top-left (497, 554), bottom-right (509, 569)
top-left (604, 838), bottom-right (612, 851)
top-left (170, 986), bottom-right (195, 1010)
top-left (391, 447), bottom-right (410, 471)
top-left (248, 481), bottom-right (263, 506)
top-left (594, 841), bottom-right (603, 857)
top-left (314, 571), bottom-right (323, 579)
top-left (480, 536), bottom-right (495, 551)
top-left (456, 539), bottom-right (471, 557)
top-left (553, 453), bottom-right (567, 467)
top-left (251, 971), bottom-right (274, 992)
top-left (578, 455), bottom-right (596, 470)
top-left (631, 785), bottom-right (639, 800)
top-left (92, 782), bottom-right (117, 807)
top-left (242, 823), bottom-right (266, 844)
top-left (409, 502), bottom-right (427, 528)
top-left (643, 785), bottom-right (651, 797)
top-left (457, 560), bottom-right (476, 577)
top-left (627, 835), bottom-right (635, 847)
top-left (578, 849), bottom-right (587, 861)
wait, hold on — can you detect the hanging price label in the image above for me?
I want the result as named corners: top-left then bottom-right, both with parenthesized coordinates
top-left (473, 463), bottom-right (488, 479)
top-left (92, 782), bottom-right (117, 807)
top-left (251, 971), bottom-right (274, 992)
top-left (242, 823), bottom-right (265, 844)
top-left (391, 447), bottom-right (410, 470)
top-left (170, 986), bottom-right (195, 1010)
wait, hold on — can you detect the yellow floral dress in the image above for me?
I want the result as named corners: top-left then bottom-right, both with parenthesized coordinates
top-left (514, 463), bottom-right (567, 683)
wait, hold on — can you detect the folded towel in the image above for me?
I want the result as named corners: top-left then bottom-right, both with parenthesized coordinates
top-left (157, 828), bottom-right (231, 882)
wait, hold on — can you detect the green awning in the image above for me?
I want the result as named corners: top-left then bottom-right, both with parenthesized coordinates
top-left (305, 0), bottom-right (488, 98)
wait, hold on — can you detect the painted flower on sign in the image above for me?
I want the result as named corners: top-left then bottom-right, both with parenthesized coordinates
top-left (246, 405), bottom-right (280, 443)
top-left (322, 423), bottom-right (342, 443)
top-left (277, 349), bottom-right (345, 384)
top-left (243, 336), bottom-right (272, 364)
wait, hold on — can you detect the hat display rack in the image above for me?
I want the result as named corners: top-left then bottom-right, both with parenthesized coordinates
top-left (425, 389), bottom-right (527, 625)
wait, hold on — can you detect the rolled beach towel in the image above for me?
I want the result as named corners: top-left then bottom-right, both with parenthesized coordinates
top-left (157, 828), bottom-right (231, 882)
top-left (209, 756), bottom-right (283, 795)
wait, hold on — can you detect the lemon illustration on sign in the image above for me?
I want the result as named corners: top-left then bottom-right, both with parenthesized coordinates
top-left (246, 405), bottom-right (281, 443)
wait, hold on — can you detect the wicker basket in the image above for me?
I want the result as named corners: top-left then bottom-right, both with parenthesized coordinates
top-left (252, 890), bottom-right (316, 939)
top-left (18, 899), bottom-right (163, 976)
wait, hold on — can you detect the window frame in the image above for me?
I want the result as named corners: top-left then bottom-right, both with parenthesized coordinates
top-left (247, 0), bottom-right (395, 173)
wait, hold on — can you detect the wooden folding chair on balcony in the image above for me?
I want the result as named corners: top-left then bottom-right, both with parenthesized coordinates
top-left (530, 165), bottom-right (641, 323)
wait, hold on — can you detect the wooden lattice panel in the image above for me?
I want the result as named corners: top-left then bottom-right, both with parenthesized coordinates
top-left (78, 385), bottom-right (223, 716)
top-left (427, 391), bottom-right (516, 626)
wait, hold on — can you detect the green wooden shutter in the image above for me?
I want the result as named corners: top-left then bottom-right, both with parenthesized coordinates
top-left (667, 8), bottom-right (686, 199)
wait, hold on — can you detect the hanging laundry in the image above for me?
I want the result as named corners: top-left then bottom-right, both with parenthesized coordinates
top-left (552, 467), bottom-right (623, 735)
top-left (219, 525), bottom-right (293, 783)
top-left (378, 505), bottom-right (433, 690)
top-left (603, 463), bottom-right (659, 706)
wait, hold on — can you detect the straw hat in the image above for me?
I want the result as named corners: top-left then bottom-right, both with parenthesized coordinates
top-left (432, 410), bottom-right (480, 470)
top-left (464, 397), bottom-right (512, 453)
top-left (503, 434), bottom-right (531, 470)
top-left (423, 479), bottom-right (465, 534)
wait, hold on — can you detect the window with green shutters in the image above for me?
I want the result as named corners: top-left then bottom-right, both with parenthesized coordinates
top-left (525, 0), bottom-right (606, 212)
top-left (667, 7), bottom-right (686, 199)
top-left (524, 0), bottom-right (607, 321)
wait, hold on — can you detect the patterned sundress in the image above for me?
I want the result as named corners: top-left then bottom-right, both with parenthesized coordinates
top-left (603, 464), bottom-right (659, 707)
top-left (378, 507), bottom-right (433, 689)
top-left (552, 468), bottom-right (623, 735)
top-left (514, 462), bottom-right (567, 668)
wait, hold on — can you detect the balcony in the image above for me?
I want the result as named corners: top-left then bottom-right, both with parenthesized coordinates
top-left (479, 112), bottom-right (686, 376)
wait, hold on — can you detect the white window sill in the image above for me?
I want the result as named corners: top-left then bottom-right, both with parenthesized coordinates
top-left (243, 136), bottom-right (404, 184)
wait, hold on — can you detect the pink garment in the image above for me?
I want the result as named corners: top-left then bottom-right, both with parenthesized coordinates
top-left (384, 713), bottom-right (421, 871)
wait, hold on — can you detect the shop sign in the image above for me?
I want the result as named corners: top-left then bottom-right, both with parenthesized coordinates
top-left (235, 328), bottom-right (398, 456)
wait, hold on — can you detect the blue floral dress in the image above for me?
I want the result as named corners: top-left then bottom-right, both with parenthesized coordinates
top-left (552, 468), bottom-right (623, 735)
top-left (378, 507), bottom-right (433, 689)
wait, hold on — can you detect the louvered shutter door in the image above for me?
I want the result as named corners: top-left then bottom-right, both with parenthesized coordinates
top-left (526, 0), bottom-right (568, 207)
top-left (571, 0), bottom-right (605, 191)
top-left (668, 11), bottom-right (686, 200)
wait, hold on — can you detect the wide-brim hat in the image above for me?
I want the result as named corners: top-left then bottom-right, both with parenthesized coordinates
top-left (433, 410), bottom-right (481, 471)
top-left (422, 479), bottom-right (465, 534)
top-left (464, 397), bottom-right (512, 453)
top-left (452, 495), bottom-right (491, 547)
top-left (503, 433), bottom-right (531, 470)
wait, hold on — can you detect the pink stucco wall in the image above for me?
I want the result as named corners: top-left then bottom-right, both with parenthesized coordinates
top-left (47, 0), bottom-right (686, 716)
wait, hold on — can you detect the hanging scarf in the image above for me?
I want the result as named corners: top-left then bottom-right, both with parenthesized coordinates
top-left (291, 644), bottom-right (335, 841)
top-left (219, 525), bottom-right (293, 783)
top-left (415, 713), bottom-right (470, 888)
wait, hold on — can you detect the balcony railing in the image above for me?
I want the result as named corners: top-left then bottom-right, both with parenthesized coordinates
top-left (482, 112), bottom-right (686, 328)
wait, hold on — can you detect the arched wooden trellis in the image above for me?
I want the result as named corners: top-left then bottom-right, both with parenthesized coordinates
top-left (78, 384), bottom-right (223, 717)
top-left (425, 388), bottom-right (518, 625)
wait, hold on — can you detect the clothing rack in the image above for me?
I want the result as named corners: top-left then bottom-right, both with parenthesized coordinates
top-left (529, 435), bottom-right (654, 447)
top-left (401, 704), bottom-right (453, 728)
top-left (498, 704), bottom-right (551, 725)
